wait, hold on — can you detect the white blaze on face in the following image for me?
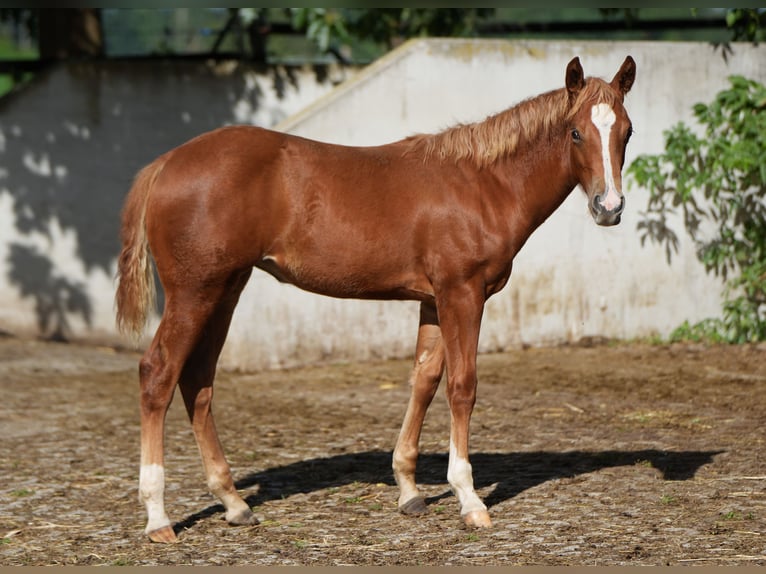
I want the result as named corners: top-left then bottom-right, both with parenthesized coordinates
top-left (590, 103), bottom-right (622, 211)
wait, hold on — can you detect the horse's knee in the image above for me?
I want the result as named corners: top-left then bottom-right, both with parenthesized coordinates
top-left (447, 377), bottom-right (477, 412)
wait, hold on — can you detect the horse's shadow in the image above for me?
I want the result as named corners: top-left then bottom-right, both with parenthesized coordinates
top-left (173, 448), bottom-right (722, 534)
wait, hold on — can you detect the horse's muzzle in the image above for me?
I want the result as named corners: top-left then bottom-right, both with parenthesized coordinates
top-left (591, 193), bottom-right (625, 226)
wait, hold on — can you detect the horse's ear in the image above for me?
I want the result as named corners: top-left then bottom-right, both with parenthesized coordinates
top-left (565, 57), bottom-right (585, 98)
top-left (611, 55), bottom-right (636, 98)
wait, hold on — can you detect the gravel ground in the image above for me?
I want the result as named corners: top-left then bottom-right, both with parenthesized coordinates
top-left (1, 337), bottom-right (765, 565)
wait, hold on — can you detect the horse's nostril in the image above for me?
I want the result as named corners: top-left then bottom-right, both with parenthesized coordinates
top-left (592, 194), bottom-right (603, 212)
top-left (594, 192), bottom-right (624, 214)
top-left (608, 194), bottom-right (625, 215)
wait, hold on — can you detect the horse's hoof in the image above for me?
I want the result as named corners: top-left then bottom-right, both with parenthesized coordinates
top-left (227, 508), bottom-right (259, 526)
top-left (399, 496), bottom-right (428, 515)
top-left (463, 509), bottom-right (492, 528)
top-left (147, 525), bottom-right (178, 543)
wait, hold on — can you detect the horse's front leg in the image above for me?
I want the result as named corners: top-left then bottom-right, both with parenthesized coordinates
top-left (438, 283), bottom-right (493, 528)
top-left (393, 302), bottom-right (445, 515)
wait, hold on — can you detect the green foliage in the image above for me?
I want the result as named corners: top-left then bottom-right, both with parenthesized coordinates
top-left (287, 8), bottom-right (764, 57)
top-left (344, 8), bottom-right (494, 46)
top-left (725, 8), bottom-right (765, 43)
top-left (660, 494), bottom-right (679, 506)
top-left (668, 319), bottom-right (727, 344)
top-left (627, 76), bottom-right (766, 343)
top-left (290, 9), bottom-right (351, 53)
top-left (465, 532), bottom-right (480, 542)
top-left (10, 488), bottom-right (33, 497)
top-left (290, 8), bottom-right (494, 52)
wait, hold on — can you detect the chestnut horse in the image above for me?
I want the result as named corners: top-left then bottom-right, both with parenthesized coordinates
top-left (116, 55), bottom-right (636, 542)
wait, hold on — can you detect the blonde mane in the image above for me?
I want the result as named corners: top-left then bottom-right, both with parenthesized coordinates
top-left (405, 77), bottom-right (622, 168)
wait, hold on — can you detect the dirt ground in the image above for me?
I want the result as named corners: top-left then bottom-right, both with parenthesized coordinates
top-left (1, 336), bottom-right (765, 566)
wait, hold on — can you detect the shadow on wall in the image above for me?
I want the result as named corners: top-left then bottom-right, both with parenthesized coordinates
top-left (0, 59), bottom-right (343, 340)
top-left (8, 243), bottom-right (92, 341)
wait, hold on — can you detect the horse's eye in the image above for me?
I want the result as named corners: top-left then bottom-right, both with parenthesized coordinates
top-left (571, 128), bottom-right (581, 142)
top-left (625, 126), bottom-right (634, 144)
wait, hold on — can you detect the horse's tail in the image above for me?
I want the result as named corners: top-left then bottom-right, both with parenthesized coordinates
top-left (115, 158), bottom-right (165, 341)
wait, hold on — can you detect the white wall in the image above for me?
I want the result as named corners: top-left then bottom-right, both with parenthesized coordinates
top-left (221, 39), bottom-right (766, 370)
top-left (0, 40), bottom-right (763, 370)
top-left (0, 59), bottom-right (351, 346)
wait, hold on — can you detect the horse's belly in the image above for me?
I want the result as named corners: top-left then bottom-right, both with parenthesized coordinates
top-left (254, 253), bottom-right (432, 301)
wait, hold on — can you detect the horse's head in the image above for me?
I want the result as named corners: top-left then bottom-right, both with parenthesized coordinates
top-left (565, 56), bottom-right (636, 226)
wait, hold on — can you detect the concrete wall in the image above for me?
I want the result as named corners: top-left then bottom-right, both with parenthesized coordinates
top-left (0, 40), bottom-right (764, 370)
top-left (223, 39), bottom-right (766, 370)
top-left (0, 59), bottom-right (351, 344)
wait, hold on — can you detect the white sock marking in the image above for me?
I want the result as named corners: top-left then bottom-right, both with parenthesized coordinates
top-left (447, 439), bottom-right (487, 516)
top-left (139, 463), bottom-right (171, 533)
top-left (591, 103), bottom-right (622, 211)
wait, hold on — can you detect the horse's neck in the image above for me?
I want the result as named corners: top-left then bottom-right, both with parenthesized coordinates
top-left (487, 137), bottom-right (578, 251)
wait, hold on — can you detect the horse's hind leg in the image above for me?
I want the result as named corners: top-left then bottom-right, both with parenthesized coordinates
top-left (177, 269), bottom-right (256, 528)
top-left (138, 270), bottom-right (250, 543)
top-left (138, 298), bottom-right (217, 543)
top-left (393, 302), bottom-right (445, 515)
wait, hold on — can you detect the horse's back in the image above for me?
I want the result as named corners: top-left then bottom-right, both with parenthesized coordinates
top-left (141, 124), bottom-right (497, 301)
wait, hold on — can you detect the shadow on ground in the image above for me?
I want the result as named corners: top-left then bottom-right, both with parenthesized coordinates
top-left (173, 448), bottom-right (722, 534)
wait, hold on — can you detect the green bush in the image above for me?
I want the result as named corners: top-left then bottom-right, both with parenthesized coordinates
top-left (627, 75), bottom-right (766, 343)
